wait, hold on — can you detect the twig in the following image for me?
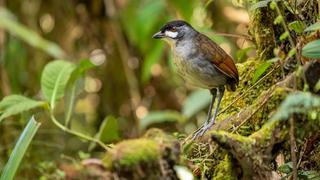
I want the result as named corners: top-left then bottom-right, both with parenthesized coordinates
top-left (289, 116), bottom-right (298, 180)
top-left (218, 64), bottom-right (280, 116)
top-left (231, 86), bottom-right (274, 133)
top-left (206, 31), bottom-right (252, 40)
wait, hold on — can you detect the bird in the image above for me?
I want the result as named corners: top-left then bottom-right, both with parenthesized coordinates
top-left (152, 20), bottom-right (239, 139)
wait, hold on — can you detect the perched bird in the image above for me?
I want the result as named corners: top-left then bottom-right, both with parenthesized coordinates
top-left (153, 20), bottom-right (239, 139)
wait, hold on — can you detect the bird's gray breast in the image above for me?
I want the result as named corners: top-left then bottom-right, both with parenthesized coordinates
top-left (173, 40), bottom-right (227, 89)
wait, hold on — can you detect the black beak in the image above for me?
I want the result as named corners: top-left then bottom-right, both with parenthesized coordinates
top-left (152, 31), bottom-right (165, 39)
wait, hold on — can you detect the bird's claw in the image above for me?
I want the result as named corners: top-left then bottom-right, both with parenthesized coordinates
top-left (191, 126), bottom-right (208, 140)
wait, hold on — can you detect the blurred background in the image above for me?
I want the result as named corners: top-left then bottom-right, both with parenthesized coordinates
top-left (0, 0), bottom-right (253, 178)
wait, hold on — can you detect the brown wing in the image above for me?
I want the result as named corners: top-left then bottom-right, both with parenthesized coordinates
top-left (196, 33), bottom-right (239, 83)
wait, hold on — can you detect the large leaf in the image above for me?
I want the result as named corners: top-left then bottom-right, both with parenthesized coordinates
top-left (89, 116), bottom-right (119, 150)
top-left (251, 61), bottom-right (273, 84)
top-left (0, 7), bottom-right (65, 58)
top-left (182, 90), bottom-right (211, 119)
top-left (304, 22), bottom-right (320, 32)
top-left (41, 60), bottom-right (76, 109)
top-left (271, 92), bottom-right (320, 121)
top-left (302, 40), bottom-right (320, 59)
top-left (96, 116), bottom-right (119, 143)
top-left (64, 59), bottom-right (96, 125)
top-left (0, 95), bottom-right (45, 122)
top-left (140, 110), bottom-right (185, 130)
top-left (0, 116), bottom-right (41, 180)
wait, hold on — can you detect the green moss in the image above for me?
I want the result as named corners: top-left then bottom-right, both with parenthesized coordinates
top-left (213, 155), bottom-right (237, 180)
top-left (249, 3), bottom-right (276, 60)
top-left (103, 138), bottom-right (159, 169)
top-left (217, 60), bottom-right (261, 121)
top-left (216, 59), bottom-right (283, 133)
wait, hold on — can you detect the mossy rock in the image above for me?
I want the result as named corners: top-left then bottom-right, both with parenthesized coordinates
top-left (103, 138), bottom-right (160, 169)
top-left (102, 128), bottom-right (180, 179)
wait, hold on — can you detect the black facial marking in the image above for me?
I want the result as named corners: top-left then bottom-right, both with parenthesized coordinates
top-left (160, 20), bottom-right (191, 32)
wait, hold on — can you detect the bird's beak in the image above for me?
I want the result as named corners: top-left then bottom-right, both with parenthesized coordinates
top-left (152, 31), bottom-right (165, 39)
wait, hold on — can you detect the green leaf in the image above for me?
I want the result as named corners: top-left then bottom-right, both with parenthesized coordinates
top-left (64, 59), bottom-right (96, 126)
top-left (182, 90), bottom-right (211, 118)
top-left (0, 116), bottom-right (40, 180)
top-left (140, 111), bottom-right (185, 130)
top-left (249, 0), bottom-right (271, 11)
top-left (252, 61), bottom-right (273, 84)
top-left (96, 116), bottom-right (119, 143)
top-left (41, 60), bottom-right (76, 110)
top-left (299, 170), bottom-right (320, 179)
top-left (0, 95), bottom-right (45, 122)
top-left (278, 162), bottom-right (293, 174)
top-left (269, 1), bottom-right (277, 10)
top-left (236, 47), bottom-right (254, 62)
top-left (274, 15), bottom-right (283, 25)
top-left (279, 31), bottom-right (289, 41)
top-left (288, 48), bottom-right (296, 57)
top-left (283, 1), bottom-right (294, 14)
top-left (0, 7), bottom-right (65, 58)
top-left (304, 22), bottom-right (320, 32)
top-left (271, 92), bottom-right (320, 121)
top-left (302, 40), bottom-right (320, 59)
top-left (89, 116), bottom-right (119, 150)
top-left (288, 21), bottom-right (305, 34)
top-left (72, 59), bottom-right (96, 79)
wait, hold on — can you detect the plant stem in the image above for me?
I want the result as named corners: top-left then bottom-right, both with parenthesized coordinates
top-left (272, 0), bottom-right (296, 49)
top-left (50, 113), bottom-right (109, 150)
top-left (289, 117), bottom-right (297, 180)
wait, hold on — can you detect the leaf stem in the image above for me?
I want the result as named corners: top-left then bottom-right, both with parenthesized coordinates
top-left (50, 113), bottom-right (109, 150)
top-left (272, 0), bottom-right (296, 49)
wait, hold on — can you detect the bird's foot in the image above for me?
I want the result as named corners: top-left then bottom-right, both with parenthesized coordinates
top-left (191, 126), bottom-right (209, 140)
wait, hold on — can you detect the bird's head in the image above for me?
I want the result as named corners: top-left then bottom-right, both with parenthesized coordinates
top-left (152, 20), bottom-right (196, 45)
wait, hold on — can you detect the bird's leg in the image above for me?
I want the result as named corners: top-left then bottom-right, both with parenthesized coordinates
top-left (204, 86), bottom-right (225, 130)
top-left (192, 88), bottom-right (217, 139)
top-left (203, 88), bottom-right (217, 127)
